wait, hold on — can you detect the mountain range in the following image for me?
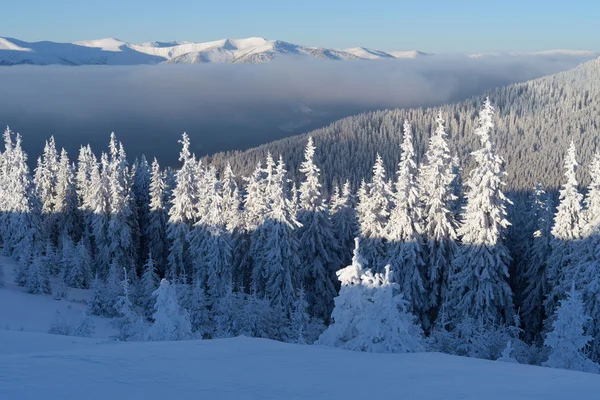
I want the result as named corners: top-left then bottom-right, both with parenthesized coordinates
top-left (0, 36), bottom-right (597, 66)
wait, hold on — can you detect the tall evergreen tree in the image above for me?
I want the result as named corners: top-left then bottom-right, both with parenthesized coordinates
top-left (297, 138), bottom-right (340, 320)
top-left (146, 158), bottom-right (168, 276)
top-left (386, 120), bottom-right (426, 323)
top-left (544, 284), bottom-right (599, 373)
top-left (330, 180), bottom-right (357, 267)
top-left (418, 114), bottom-right (458, 324)
top-left (166, 133), bottom-right (197, 281)
top-left (356, 154), bottom-right (390, 269)
top-left (545, 141), bottom-right (584, 323)
top-left (449, 99), bottom-right (513, 325)
top-left (521, 184), bottom-right (553, 342)
top-left (54, 149), bottom-right (79, 241)
top-left (258, 156), bottom-right (300, 316)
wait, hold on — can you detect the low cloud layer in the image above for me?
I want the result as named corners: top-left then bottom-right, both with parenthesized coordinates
top-left (0, 54), bottom-right (593, 166)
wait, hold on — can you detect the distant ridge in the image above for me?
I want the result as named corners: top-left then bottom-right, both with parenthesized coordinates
top-left (0, 36), bottom-right (596, 66)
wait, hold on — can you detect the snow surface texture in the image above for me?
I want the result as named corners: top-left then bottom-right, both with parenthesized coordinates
top-left (1, 331), bottom-right (599, 400)
top-left (0, 256), bottom-right (114, 337)
top-left (0, 36), bottom-right (597, 65)
top-left (1, 256), bottom-right (600, 399)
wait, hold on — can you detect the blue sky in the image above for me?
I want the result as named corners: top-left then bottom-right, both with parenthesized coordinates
top-left (3, 0), bottom-right (597, 52)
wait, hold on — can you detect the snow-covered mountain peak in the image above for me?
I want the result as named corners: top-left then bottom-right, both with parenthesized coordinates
top-left (73, 38), bottom-right (128, 52)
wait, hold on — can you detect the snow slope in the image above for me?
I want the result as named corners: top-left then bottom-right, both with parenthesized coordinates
top-left (0, 331), bottom-right (598, 400)
top-left (0, 256), bottom-right (115, 337)
top-left (2, 36), bottom-right (595, 66)
top-left (1, 255), bottom-right (600, 399)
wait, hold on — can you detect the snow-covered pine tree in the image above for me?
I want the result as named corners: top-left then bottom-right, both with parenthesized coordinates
top-left (33, 137), bottom-right (58, 243)
top-left (146, 158), bottom-right (168, 276)
top-left (90, 152), bottom-right (111, 277)
top-left (356, 154), bottom-right (390, 269)
top-left (133, 154), bottom-right (151, 266)
top-left (318, 238), bottom-right (424, 353)
top-left (297, 137), bottom-right (340, 320)
top-left (449, 98), bottom-right (513, 325)
top-left (148, 279), bottom-right (193, 341)
top-left (107, 138), bottom-right (135, 280)
top-left (418, 113), bottom-right (458, 326)
top-left (248, 156), bottom-right (273, 293)
top-left (317, 238), bottom-right (367, 348)
top-left (352, 265), bottom-right (425, 353)
top-left (67, 239), bottom-right (92, 289)
top-left (290, 285), bottom-right (310, 344)
top-left (26, 254), bottom-right (51, 295)
top-left (105, 260), bottom-right (123, 317)
top-left (76, 145), bottom-right (96, 256)
top-left (4, 131), bottom-right (40, 272)
top-left (140, 252), bottom-right (160, 319)
top-left (166, 133), bottom-right (197, 281)
top-left (54, 149), bottom-right (79, 241)
top-left (543, 283), bottom-right (599, 373)
top-left (189, 166), bottom-right (233, 305)
top-left (53, 264), bottom-right (68, 300)
top-left (222, 163), bottom-right (246, 289)
top-left (87, 274), bottom-right (106, 315)
top-left (330, 180), bottom-right (357, 267)
top-left (112, 268), bottom-right (147, 341)
top-left (521, 184), bottom-right (553, 342)
top-left (186, 277), bottom-right (209, 338)
top-left (386, 120), bottom-right (426, 324)
top-left (258, 156), bottom-right (300, 316)
top-left (545, 141), bottom-right (584, 324)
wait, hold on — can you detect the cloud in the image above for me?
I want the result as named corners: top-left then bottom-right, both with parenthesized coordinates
top-left (0, 54), bottom-right (592, 166)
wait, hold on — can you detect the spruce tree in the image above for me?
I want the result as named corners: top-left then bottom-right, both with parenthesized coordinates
top-left (545, 141), bottom-right (584, 323)
top-left (357, 155), bottom-right (390, 269)
top-left (449, 99), bottom-right (513, 325)
top-left (148, 279), bottom-right (193, 341)
top-left (544, 284), bottom-right (599, 373)
top-left (297, 137), bottom-right (340, 320)
top-left (386, 120), bottom-right (426, 323)
top-left (166, 133), bottom-right (197, 281)
top-left (418, 113), bottom-right (458, 324)
top-left (146, 158), bottom-right (168, 276)
top-left (521, 184), bottom-right (553, 341)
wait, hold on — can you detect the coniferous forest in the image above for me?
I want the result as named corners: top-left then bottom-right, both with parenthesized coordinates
top-left (3, 61), bottom-right (600, 376)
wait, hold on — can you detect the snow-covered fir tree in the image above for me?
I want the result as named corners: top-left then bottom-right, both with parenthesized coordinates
top-left (112, 268), bottom-right (147, 341)
top-left (356, 155), bottom-right (391, 269)
top-left (146, 158), bottom-right (168, 276)
top-left (26, 255), bottom-right (52, 295)
top-left (257, 156), bottom-right (300, 317)
top-left (188, 166), bottom-right (233, 305)
top-left (54, 149), bottom-right (79, 241)
top-left (386, 120), bottom-right (426, 324)
top-left (139, 252), bottom-right (160, 319)
top-left (90, 152), bottom-right (111, 277)
top-left (545, 141), bottom-right (584, 323)
top-left (148, 279), bottom-right (193, 341)
top-left (166, 133), bottom-right (197, 281)
top-left (448, 99), bottom-right (513, 325)
top-left (418, 113), bottom-right (458, 325)
top-left (297, 138), bottom-right (340, 320)
top-left (521, 184), bottom-right (553, 342)
top-left (330, 180), bottom-right (357, 267)
top-left (543, 284), bottom-right (599, 373)
top-left (67, 239), bottom-right (92, 289)
top-left (318, 238), bottom-right (424, 353)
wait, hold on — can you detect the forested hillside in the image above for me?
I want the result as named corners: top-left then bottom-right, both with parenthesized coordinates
top-left (207, 58), bottom-right (600, 192)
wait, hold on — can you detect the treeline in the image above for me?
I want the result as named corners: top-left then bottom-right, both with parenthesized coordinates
top-left (0, 98), bottom-right (599, 373)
